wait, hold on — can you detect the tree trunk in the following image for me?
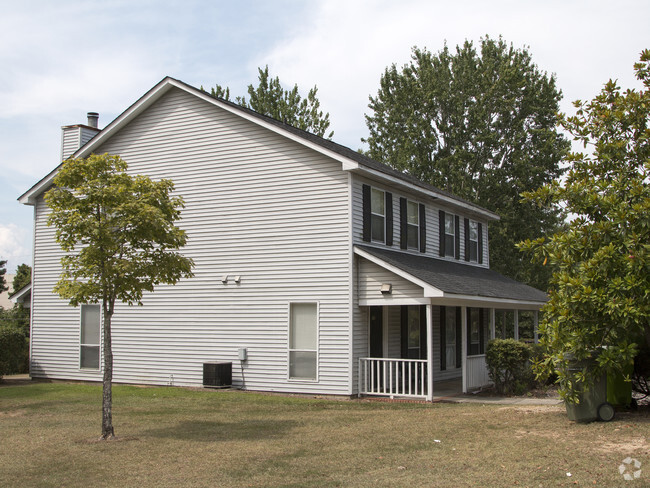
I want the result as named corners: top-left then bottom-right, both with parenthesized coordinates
top-left (101, 305), bottom-right (114, 439)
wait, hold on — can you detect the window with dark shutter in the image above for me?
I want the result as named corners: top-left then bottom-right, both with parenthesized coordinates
top-left (439, 210), bottom-right (445, 257)
top-left (443, 212), bottom-right (456, 258)
top-left (386, 192), bottom-right (393, 246)
top-left (400, 198), bottom-right (407, 250)
top-left (478, 222), bottom-right (483, 264)
top-left (362, 184), bottom-right (371, 242)
top-left (419, 203), bottom-right (426, 253)
top-left (454, 215), bottom-right (460, 260)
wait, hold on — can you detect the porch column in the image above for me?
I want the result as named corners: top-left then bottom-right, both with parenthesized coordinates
top-left (461, 306), bottom-right (468, 394)
top-left (534, 310), bottom-right (539, 344)
top-left (426, 304), bottom-right (433, 402)
top-left (489, 308), bottom-right (496, 340)
top-left (514, 310), bottom-right (519, 341)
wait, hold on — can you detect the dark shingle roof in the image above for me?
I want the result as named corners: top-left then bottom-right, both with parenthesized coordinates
top-left (357, 245), bottom-right (547, 303)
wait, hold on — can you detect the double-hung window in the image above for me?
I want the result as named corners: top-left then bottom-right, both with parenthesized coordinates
top-left (80, 304), bottom-right (101, 369)
top-left (444, 213), bottom-right (455, 257)
top-left (468, 220), bottom-right (479, 262)
top-left (406, 200), bottom-right (419, 249)
top-left (371, 188), bottom-right (385, 242)
top-left (288, 303), bottom-right (318, 380)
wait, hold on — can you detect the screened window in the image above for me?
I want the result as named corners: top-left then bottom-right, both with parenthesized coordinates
top-left (371, 188), bottom-right (385, 242)
top-left (469, 220), bottom-right (479, 262)
top-left (80, 305), bottom-right (100, 369)
top-left (444, 213), bottom-right (455, 257)
top-left (289, 303), bottom-right (318, 380)
top-left (406, 200), bottom-right (419, 249)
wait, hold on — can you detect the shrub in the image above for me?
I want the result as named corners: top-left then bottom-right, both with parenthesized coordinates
top-left (486, 339), bottom-right (535, 395)
top-left (0, 324), bottom-right (29, 380)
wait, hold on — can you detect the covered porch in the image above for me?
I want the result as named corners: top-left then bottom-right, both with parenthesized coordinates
top-left (355, 245), bottom-right (547, 401)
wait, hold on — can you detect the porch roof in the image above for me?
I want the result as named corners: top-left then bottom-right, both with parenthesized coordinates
top-left (355, 245), bottom-right (547, 305)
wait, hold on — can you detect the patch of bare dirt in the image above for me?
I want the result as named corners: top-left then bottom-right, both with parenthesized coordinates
top-left (0, 409), bottom-right (27, 418)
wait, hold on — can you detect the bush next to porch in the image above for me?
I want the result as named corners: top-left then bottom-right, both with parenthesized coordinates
top-left (486, 339), bottom-right (539, 395)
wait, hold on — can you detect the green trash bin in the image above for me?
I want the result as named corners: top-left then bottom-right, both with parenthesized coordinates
top-left (564, 353), bottom-right (615, 423)
top-left (607, 362), bottom-right (633, 407)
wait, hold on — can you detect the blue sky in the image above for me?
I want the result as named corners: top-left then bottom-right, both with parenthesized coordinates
top-left (1, 0), bottom-right (649, 272)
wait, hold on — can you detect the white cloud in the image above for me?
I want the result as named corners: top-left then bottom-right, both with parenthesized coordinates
top-left (0, 224), bottom-right (31, 272)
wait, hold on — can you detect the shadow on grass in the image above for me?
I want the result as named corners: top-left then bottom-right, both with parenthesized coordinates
top-left (144, 419), bottom-right (296, 442)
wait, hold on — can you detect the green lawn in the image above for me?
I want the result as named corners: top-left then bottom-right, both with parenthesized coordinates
top-left (1, 381), bottom-right (649, 487)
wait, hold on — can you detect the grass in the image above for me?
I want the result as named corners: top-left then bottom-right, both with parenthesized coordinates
top-left (1, 381), bottom-right (649, 487)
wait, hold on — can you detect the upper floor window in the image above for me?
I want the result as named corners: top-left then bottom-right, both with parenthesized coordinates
top-left (464, 218), bottom-right (483, 264)
top-left (362, 184), bottom-right (393, 245)
top-left (406, 201), bottom-right (419, 249)
top-left (439, 210), bottom-right (459, 259)
top-left (371, 188), bottom-right (385, 242)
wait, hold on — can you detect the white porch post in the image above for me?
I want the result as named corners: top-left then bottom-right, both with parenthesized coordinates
top-left (534, 310), bottom-right (539, 344)
top-left (489, 308), bottom-right (496, 340)
top-left (426, 304), bottom-right (433, 402)
top-left (514, 310), bottom-right (519, 341)
top-left (461, 306), bottom-right (468, 394)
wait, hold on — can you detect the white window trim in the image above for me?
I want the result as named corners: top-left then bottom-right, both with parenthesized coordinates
top-left (79, 304), bottom-right (101, 371)
top-left (469, 220), bottom-right (479, 263)
top-left (444, 213), bottom-right (456, 258)
top-left (370, 187), bottom-right (386, 243)
top-left (406, 200), bottom-right (420, 250)
top-left (287, 301), bottom-right (320, 383)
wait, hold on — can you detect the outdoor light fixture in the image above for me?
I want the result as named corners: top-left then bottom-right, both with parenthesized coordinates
top-left (221, 275), bottom-right (242, 284)
top-left (380, 283), bottom-right (392, 294)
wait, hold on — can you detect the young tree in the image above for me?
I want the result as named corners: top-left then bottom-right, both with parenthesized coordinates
top-left (12, 264), bottom-right (31, 293)
top-left (364, 37), bottom-right (569, 289)
top-left (45, 154), bottom-right (194, 439)
top-left (0, 260), bottom-right (7, 294)
top-left (204, 66), bottom-right (334, 139)
top-left (520, 50), bottom-right (650, 401)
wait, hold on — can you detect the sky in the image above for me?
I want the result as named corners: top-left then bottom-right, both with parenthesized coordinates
top-left (1, 0), bottom-right (649, 273)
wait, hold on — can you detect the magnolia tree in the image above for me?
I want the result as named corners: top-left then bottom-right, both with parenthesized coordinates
top-left (520, 51), bottom-right (650, 402)
top-left (46, 154), bottom-right (194, 439)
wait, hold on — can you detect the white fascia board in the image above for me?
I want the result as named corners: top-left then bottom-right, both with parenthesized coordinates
top-left (349, 166), bottom-right (500, 221)
top-left (359, 297), bottom-right (431, 306)
top-left (9, 283), bottom-right (32, 303)
top-left (353, 246), bottom-right (444, 298)
top-left (428, 294), bottom-right (546, 309)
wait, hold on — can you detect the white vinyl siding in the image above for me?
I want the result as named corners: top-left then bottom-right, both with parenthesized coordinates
top-left (30, 87), bottom-right (351, 395)
top-left (357, 258), bottom-right (424, 304)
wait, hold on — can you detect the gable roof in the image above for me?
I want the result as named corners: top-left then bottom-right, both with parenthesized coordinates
top-left (355, 245), bottom-right (547, 305)
top-left (18, 76), bottom-right (498, 219)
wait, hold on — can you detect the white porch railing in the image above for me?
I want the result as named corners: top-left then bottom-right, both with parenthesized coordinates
top-left (359, 358), bottom-right (427, 398)
top-left (466, 355), bottom-right (491, 391)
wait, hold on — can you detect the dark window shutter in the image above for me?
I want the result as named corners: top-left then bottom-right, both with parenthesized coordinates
top-left (466, 307), bottom-right (472, 356)
top-left (400, 306), bottom-right (408, 359)
top-left (362, 184), bottom-right (371, 242)
top-left (455, 307), bottom-right (462, 367)
top-left (464, 218), bottom-right (470, 261)
top-left (419, 203), bottom-right (426, 253)
top-left (440, 306), bottom-right (446, 371)
top-left (454, 215), bottom-right (460, 260)
top-left (439, 210), bottom-right (445, 257)
top-left (386, 192), bottom-right (393, 246)
top-left (399, 197), bottom-right (407, 250)
top-left (478, 223), bottom-right (483, 264)
top-left (419, 305), bottom-right (427, 360)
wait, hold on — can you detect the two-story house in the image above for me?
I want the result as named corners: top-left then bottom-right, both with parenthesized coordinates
top-left (19, 77), bottom-right (546, 400)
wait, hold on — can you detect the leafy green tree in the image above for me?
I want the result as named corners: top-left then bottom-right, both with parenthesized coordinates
top-left (45, 154), bottom-right (194, 439)
top-left (0, 260), bottom-right (7, 294)
top-left (364, 37), bottom-right (569, 289)
top-left (12, 264), bottom-right (31, 293)
top-left (204, 66), bottom-right (334, 139)
top-left (519, 50), bottom-right (650, 402)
